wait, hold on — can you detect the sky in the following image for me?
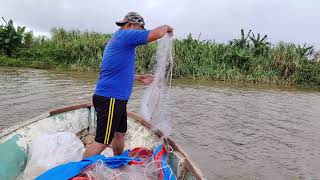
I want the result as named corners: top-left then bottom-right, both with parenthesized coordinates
top-left (1, 0), bottom-right (319, 47)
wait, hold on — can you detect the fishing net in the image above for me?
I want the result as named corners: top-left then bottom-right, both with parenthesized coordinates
top-left (78, 147), bottom-right (176, 180)
top-left (141, 34), bottom-right (174, 137)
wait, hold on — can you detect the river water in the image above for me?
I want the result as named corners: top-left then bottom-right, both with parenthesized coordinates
top-left (1, 67), bottom-right (320, 180)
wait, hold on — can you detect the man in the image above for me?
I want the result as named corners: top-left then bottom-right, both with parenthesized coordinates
top-left (83, 12), bottom-right (173, 159)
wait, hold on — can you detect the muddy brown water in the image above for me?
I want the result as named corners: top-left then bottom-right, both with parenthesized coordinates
top-left (1, 67), bottom-right (320, 179)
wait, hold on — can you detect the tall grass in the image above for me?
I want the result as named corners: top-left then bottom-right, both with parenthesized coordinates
top-left (9, 28), bottom-right (111, 71)
top-left (169, 34), bottom-right (319, 86)
top-left (0, 27), bottom-right (319, 87)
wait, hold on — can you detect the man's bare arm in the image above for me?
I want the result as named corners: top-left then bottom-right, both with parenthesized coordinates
top-left (147, 25), bottom-right (173, 43)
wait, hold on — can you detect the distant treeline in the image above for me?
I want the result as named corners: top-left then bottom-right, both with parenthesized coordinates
top-left (1, 19), bottom-right (319, 87)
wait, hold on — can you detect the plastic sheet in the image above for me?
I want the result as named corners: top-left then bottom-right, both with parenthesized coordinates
top-left (20, 132), bottom-right (85, 179)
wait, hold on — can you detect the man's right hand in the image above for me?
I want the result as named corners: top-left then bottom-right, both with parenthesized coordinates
top-left (166, 26), bottom-right (173, 37)
top-left (147, 25), bottom-right (174, 42)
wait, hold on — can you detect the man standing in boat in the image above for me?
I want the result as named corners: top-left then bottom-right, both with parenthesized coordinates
top-left (83, 12), bottom-right (173, 158)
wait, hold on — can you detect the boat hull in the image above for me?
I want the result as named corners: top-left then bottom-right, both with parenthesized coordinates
top-left (0, 103), bottom-right (205, 180)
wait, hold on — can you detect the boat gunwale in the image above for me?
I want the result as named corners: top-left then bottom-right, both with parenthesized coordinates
top-left (0, 112), bottom-right (50, 138)
top-left (0, 103), bottom-right (92, 138)
top-left (0, 103), bottom-right (206, 180)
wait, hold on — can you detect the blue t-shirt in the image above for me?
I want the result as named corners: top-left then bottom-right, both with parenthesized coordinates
top-left (95, 29), bottom-right (150, 100)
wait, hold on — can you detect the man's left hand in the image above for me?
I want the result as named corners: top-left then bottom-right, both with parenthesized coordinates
top-left (136, 74), bottom-right (154, 85)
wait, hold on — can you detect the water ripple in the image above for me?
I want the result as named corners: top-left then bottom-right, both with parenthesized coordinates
top-left (1, 67), bottom-right (320, 179)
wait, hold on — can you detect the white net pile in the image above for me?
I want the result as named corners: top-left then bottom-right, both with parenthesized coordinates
top-left (83, 151), bottom-right (176, 180)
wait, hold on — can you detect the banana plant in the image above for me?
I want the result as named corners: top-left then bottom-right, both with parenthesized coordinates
top-left (229, 29), bottom-right (252, 49)
top-left (0, 17), bottom-right (26, 56)
top-left (294, 44), bottom-right (314, 58)
top-left (249, 32), bottom-right (270, 55)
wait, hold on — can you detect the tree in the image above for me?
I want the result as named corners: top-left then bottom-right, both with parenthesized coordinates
top-left (0, 17), bottom-right (26, 56)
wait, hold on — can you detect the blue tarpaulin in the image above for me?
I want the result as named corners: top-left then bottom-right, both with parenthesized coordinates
top-left (36, 145), bottom-right (176, 180)
top-left (35, 150), bottom-right (140, 180)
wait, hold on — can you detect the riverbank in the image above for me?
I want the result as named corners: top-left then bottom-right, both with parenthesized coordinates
top-left (1, 28), bottom-right (319, 87)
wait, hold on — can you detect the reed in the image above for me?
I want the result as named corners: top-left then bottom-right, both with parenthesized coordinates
top-left (0, 22), bottom-right (319, 87)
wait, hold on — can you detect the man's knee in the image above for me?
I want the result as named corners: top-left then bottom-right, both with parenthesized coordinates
top-left (83, 141), bottom-right (108, 159)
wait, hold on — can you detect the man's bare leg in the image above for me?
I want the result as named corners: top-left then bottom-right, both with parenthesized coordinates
top-left (83, 141), bottom-right (108, 159)
top-left (111, 132), bottom-right (125, 156)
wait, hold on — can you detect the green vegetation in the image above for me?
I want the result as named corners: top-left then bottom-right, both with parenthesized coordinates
top-left (0, 18), bottom-right (30, 56)
top-left (0, 26), bottom-right (110, 71)
top-left (0, 19), bottom-right (319, 87)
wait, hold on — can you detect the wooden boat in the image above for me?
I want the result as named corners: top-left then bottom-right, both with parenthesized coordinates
top-left (0, 103), bottom-right (206, 180)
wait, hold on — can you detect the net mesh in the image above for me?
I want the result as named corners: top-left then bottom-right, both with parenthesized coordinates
top-left (141, 35), bottom-right (174, 137)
